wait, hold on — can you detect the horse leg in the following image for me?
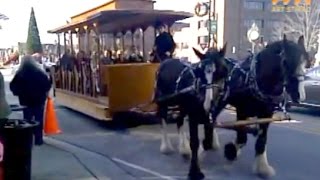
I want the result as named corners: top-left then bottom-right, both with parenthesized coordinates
top-left (177, 113), bottom-right (205, 161)
top-left (204, 97), bottom-right (229, 151)
top-left (188, 116), bottom-right (204, 180)
top-left (177, 114), bottom-right (191, 158)
top-left (224, 109), bottom-right (248, 161)
top-left (253, 123), bottom-right (275, 177)
top-left (159, 106), bottom-right (174, 154)
top-left (203, 120), bottom-right (220, 151)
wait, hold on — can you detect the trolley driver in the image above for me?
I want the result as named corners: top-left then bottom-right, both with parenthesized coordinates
top-left (153, 21), bottom-right (176, 62)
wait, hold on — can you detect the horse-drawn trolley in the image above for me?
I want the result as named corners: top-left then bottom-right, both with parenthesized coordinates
top-left (47, 3), bottom-right (192, 121)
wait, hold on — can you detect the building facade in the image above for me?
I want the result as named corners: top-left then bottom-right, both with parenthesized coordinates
top-left (177, 0), bottom-right (288, 61)
top-left (224, 0), bottom-right (285, 58)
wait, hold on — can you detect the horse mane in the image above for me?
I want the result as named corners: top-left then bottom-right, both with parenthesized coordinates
top-left (204, 47), bottom-right (219, 58)
top-left (258, 39), bottom-right (306, 75)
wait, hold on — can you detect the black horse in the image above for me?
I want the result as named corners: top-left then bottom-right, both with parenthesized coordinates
top-left (208, 35), bottom-right (310, 178)
top-left (154, 45), bottom-right (229, 180)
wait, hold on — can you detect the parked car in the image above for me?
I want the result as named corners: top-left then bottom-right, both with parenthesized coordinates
top-left (289, 65), bottom-right (320, 109)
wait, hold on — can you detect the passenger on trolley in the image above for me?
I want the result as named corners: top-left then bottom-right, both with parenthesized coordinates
top-left (152, 21), bottom-right (176, 62)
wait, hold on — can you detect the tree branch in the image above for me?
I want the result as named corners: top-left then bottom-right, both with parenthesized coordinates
top-left (279, 0), bottom-right (320, 50)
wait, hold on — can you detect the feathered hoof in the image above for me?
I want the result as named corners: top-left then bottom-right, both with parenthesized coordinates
top-left (188, 170), bottom-right (205, 180)
top-left (160, 142), bottom-right (174, 154)
top-left (224, 142), bottom-right (237, 161)
top-left (179, 145), bottom-right (191, 160)
top-left (198, 144), bottom-right (205, 162)
top-left (212, 140), bottom-right (221, 151)
top-left (253, 163), bottom-right (276, 178)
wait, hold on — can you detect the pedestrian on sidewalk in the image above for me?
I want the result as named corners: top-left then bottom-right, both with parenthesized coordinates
top-left (9, 55), bottom-right (51, 145)
top-left (0, 72), bottom-right (11, 119)
top-left (0, 56), bottom-right (16, 119)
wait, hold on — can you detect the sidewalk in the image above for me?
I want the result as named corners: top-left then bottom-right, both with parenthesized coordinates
top-left (6, 111), bottom-right (100, 180)
top-left (8, 110), bottom-right (133, 180)
top-left (3, 71), bottom-right (135, 180)
top-left (32, 144), bottom-right (97, 180)
top-left (6, 102), bottom-right (134, 180)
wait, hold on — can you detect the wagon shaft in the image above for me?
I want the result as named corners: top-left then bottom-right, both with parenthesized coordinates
top-left (215, 116), bottom-right (289, 129)
top-left (220, 125), bottom-right (259, 135)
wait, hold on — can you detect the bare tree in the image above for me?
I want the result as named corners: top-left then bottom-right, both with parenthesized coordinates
top-left (271, 0), bottom-right (320, 51)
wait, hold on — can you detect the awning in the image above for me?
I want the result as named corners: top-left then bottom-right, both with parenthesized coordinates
top-left (47, 19), bottom-right (90, 34)
top-left (48, 9), bottom-right (193, 34)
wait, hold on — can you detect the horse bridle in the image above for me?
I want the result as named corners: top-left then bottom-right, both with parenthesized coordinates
top-left (195, 58), bottom-right (227, 92)
top-left (153, 59), bottom-right (223, 102)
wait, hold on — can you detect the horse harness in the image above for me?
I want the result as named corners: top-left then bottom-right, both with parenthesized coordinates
top-left (154, 60), bottom-right (224, 103)
top-left (220, 49), bottom-right (293, 114)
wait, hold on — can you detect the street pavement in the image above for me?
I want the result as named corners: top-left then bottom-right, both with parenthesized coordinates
top-left (32, 144), bottom-right (97, 180)
top-left (2, 69), bottom-right (320, 180)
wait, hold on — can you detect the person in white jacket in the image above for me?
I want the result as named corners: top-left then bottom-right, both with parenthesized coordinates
top-left (0, 59), bottom-right (13, 119)
top-left (0, 71), bottom-right (11, 119)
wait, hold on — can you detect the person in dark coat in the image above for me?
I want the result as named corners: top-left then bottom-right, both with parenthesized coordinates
top-left (152, 21), bottom-right (176, 62)
top-left (10, 55), bottom-right (51, 146)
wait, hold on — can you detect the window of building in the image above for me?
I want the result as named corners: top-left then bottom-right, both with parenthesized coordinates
top-left (244, 19), bottom-right (264, 28)
top-left (244, 1), bottom-right (264, 10)
top-left (198, 20), bottom-right (209, 29)
top-left (198, 36), bottom-right (209, 44)
top-left (267, 20), bottom-right (283, 28)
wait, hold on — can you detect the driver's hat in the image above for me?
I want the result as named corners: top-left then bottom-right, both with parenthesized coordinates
top-left (155, 20), bottom-right (165, 29)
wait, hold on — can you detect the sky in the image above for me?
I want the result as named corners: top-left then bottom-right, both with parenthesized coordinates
top-left (0, 0), bottom-right (195, 48)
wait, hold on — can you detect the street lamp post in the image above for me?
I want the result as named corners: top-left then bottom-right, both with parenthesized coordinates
top-left (247, 23), bottom-right (260, 53)
top-left (195, 1), bottom-right (217, 49)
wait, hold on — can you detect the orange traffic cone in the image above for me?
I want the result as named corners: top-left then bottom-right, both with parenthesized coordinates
top-left (44, 97), bottom-right (61, 135)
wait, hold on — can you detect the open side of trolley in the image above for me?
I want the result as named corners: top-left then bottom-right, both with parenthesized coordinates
top-left (48, 8), bottom-right (192, 121)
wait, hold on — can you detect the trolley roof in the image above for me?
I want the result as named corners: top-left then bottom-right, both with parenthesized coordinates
top-left (48, 9), bottom-right (193, 34)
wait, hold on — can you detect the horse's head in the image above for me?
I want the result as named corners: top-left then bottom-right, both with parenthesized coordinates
top-left (192, 44), bottom-right (229, 112)
top-left (280, 35), bottom-right (309, 103)
top-left (193, 44), bottom-right (228, 84)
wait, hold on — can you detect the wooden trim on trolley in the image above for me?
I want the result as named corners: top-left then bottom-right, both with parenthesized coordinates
top-left (55, 89), bottom-right (108, 106)
top-left (55, 89), bottom-right (111, 121)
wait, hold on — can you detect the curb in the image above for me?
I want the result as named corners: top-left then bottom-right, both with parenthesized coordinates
top-left (44, 137), bottom-right (136, 180)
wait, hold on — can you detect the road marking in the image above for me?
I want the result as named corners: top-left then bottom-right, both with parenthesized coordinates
top-left (276, 124), bottom-right (320, 136)
top-left (140, 175), bottom-right (220, 179)
top-left (224, 110), bottom-right (320, 135)
top-left (112, 158), bottom-right (175, 180)
top-left (77, 178), bottom-right (110, 180)
top-left (61, 132), bottom-right (114, 139)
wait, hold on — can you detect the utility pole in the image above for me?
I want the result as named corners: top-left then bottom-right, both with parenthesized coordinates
top-left (208, 0), bottom-right (212, 48)
top-left (207, 0), bottom-right (217, 48)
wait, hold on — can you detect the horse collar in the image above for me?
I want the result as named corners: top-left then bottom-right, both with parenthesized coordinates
top-left (248, 54), bottom-right (285, 104)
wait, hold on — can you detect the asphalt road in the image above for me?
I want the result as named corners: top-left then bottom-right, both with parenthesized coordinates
top-left (2, 69), bottom-right (320, 180)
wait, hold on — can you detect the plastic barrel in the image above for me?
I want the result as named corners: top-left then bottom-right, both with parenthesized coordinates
top-left (0, 119), bottom-right (38, 180)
